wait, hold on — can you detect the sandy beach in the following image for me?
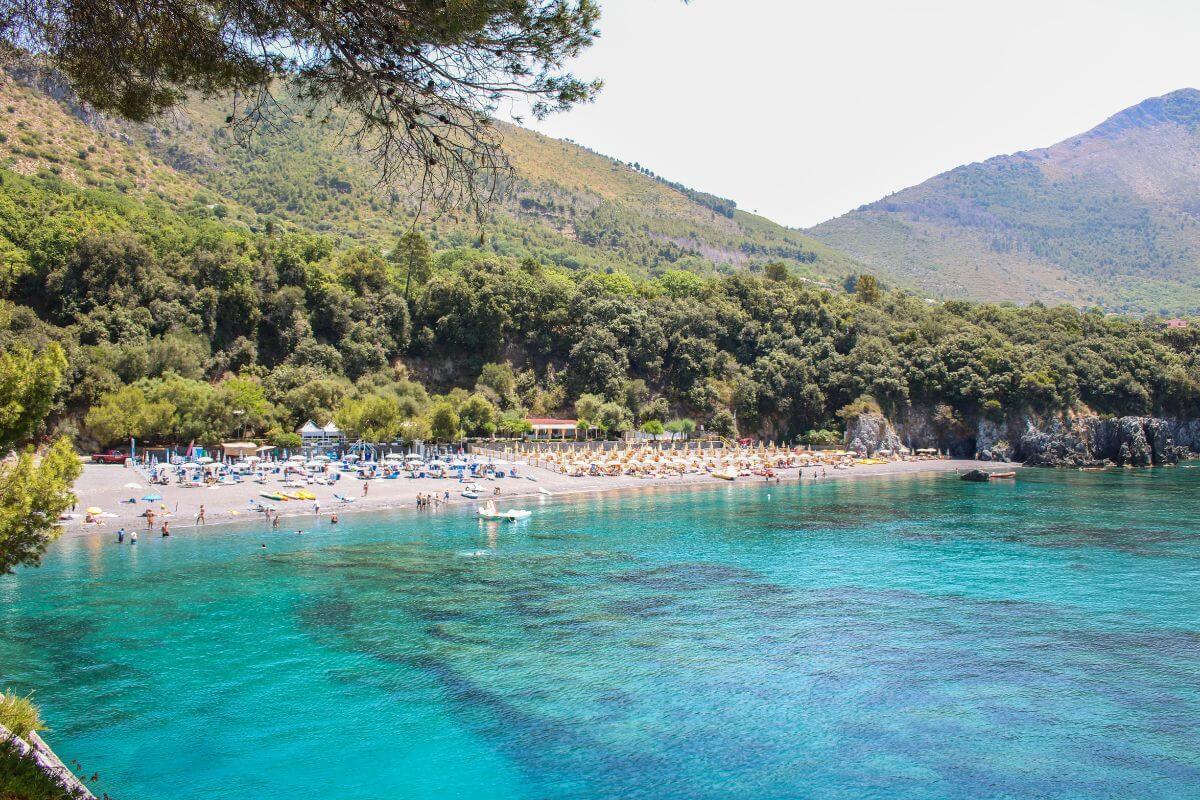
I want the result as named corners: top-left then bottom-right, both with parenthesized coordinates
top-left (65, 457), bottom-right (1015, 536)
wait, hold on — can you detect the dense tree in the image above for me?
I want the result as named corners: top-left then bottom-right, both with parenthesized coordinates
top-left (640, 419), bottom-right (665, 438)
top-left (0, 437), bottom-right (80, 574)
top-left (476, 362), bottom-right (518, 408)
top-left (855, 274), bottom-right (882, 304)
top-left (428, 402), bottom-right (461, 441)
top-left (4, 0), bottom-right (602, 209)
top-left (0, 344), bottom-right (79, 574)
top-left (393, 230), bottom-right (434, 302)
top-left (595, 401), bottom-right (631, 435)
top-left (335, 394), bottom-right (406, 443)
top-left (5, 167), bottom-right (1200, 452)
top-left (456, 393), bottom-right (498, 436)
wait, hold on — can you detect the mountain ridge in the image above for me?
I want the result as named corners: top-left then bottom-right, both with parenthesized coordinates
top-left (809, 88), bottom-right (1200, 314)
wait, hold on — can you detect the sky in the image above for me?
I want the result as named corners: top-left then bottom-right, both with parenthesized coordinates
top-left (526, 0), bottom-right (1200, 228)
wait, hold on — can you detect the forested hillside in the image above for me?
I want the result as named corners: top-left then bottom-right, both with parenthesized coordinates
top-left (0, 65), bottom-right (853, 284)
top-left (3, 67), bottom-right (1200, 451)
top-left (810, 89), bottom-right (1200, 314)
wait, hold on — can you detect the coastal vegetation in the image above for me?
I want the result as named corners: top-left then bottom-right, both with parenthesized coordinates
top-left (2, 164), bottom-right (1199, 458)
top-left (0, 335), bottom-right (78, 574)
top-left (0, 692), bottom-right (79, 800)
top-left (0, 691), bottom-right (45, 741)
top-left (0, 739), bottom-right (80, 800)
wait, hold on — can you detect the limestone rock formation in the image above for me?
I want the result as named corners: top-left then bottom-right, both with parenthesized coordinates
top-left (844, 412), bottom-right (904, 456)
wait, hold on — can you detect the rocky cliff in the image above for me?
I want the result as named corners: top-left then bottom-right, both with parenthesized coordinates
top-left (1018, 415), bottom-right (1190, 467)
top-left (845, 406), bottom-right (1196, 467)
top-left (843, 413), bottom-right (905, 456)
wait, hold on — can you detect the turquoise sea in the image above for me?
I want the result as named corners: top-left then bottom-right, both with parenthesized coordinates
top-left (2, 468), bottom-right (1199, 799)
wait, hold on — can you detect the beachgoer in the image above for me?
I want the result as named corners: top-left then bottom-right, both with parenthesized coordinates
top-left (130, 530), bottom-right (138, 544)
top-left (330, 514), bottom-right (339, 525)
top-left (146, 510), bottom-right (156, 530)
top-left (443, 491), bottom-right (449, 502)
top-left (312, 500), bottom-right (320, 515)
top-left (196, 505), bottom-right (206, 525)
top-left (493, 486), bottom-right (501, 496)
top-left (117, 528), bottom-right (125, 544)
top-left (161, 521), bottom-right (170, 537)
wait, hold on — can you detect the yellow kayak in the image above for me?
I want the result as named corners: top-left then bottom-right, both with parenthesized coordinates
top-left (295, 490), bottom-right (317, 500)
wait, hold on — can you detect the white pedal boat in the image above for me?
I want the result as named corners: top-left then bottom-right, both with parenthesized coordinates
top-left (477, 500), bottom-right (532, 521)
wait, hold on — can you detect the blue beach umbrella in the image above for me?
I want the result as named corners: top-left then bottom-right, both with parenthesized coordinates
top-left (142, 493), bottom-right (163, 502)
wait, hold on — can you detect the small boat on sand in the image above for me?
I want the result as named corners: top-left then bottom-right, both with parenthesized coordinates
top-left (260, 492), bottom-right (285, 500)
top-left (712, 467), bottom-right (737, 481)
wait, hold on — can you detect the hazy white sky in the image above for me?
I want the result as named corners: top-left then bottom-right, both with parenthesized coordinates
top-left (526, 0), bottom-right (1200, 228)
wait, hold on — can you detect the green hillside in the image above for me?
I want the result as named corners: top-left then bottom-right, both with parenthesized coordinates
top-left (809, 88), bottom-right (1200, 314)
top-left (5, 64), bottom-right (1200, 453)
top-left (0, 65), bottom-right (856, 284)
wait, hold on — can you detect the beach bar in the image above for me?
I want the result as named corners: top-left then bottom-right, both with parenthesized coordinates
top-left (297, 420), bottom-right (347, 450)
top-left (526, 417), bottom-right (581, 440)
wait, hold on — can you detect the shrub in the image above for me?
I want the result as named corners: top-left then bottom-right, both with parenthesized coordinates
top-left (0, 691), bottom-right (46, 740)
top-left (798, 429), bottom-right (840, 445)
top-left (0, 739), bottom-right (80, 800)
top-left (836, 395), bottom-right (883, 423)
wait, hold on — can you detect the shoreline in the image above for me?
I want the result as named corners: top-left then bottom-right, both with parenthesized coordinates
top-left (64, 458), bottom-right (1017, 538)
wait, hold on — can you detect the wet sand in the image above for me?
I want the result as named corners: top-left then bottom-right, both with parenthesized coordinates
top-left (64, 458), bottom-right (1014, 536)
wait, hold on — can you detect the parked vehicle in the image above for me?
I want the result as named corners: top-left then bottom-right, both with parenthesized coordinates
top-left (91, 450), bottom-right (127, 464)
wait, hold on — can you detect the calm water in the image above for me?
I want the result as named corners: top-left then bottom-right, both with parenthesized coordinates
top-left (2, 469), bottom-right (1199, 799)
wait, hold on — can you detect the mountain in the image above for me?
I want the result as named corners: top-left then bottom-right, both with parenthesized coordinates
top-left (0, 65), bottom-right (857, 283)
top-left (808, 89), bottom-right (1200, 314)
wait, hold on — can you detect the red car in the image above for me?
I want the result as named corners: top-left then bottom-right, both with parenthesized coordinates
top-left (91, 450), bottom-right (127, 464)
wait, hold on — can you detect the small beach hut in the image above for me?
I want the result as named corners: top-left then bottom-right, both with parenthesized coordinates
top-left (222, 441), bottom-right (259, 460)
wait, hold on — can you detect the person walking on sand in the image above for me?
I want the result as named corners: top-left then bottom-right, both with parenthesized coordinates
top-left (272, 513), bottom-right (280, 530)
top-left (312, 499), bottom-right (320, 516)
top-left (363, 481), bottom-right (369, 497)
top-left (196, 505), bottom-right (206, 525)
top-left (146, 510), bottom-right (156, 531)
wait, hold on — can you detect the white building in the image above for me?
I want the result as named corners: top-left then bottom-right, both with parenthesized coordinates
top-left (297, 420), bottom-right (346, 449)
